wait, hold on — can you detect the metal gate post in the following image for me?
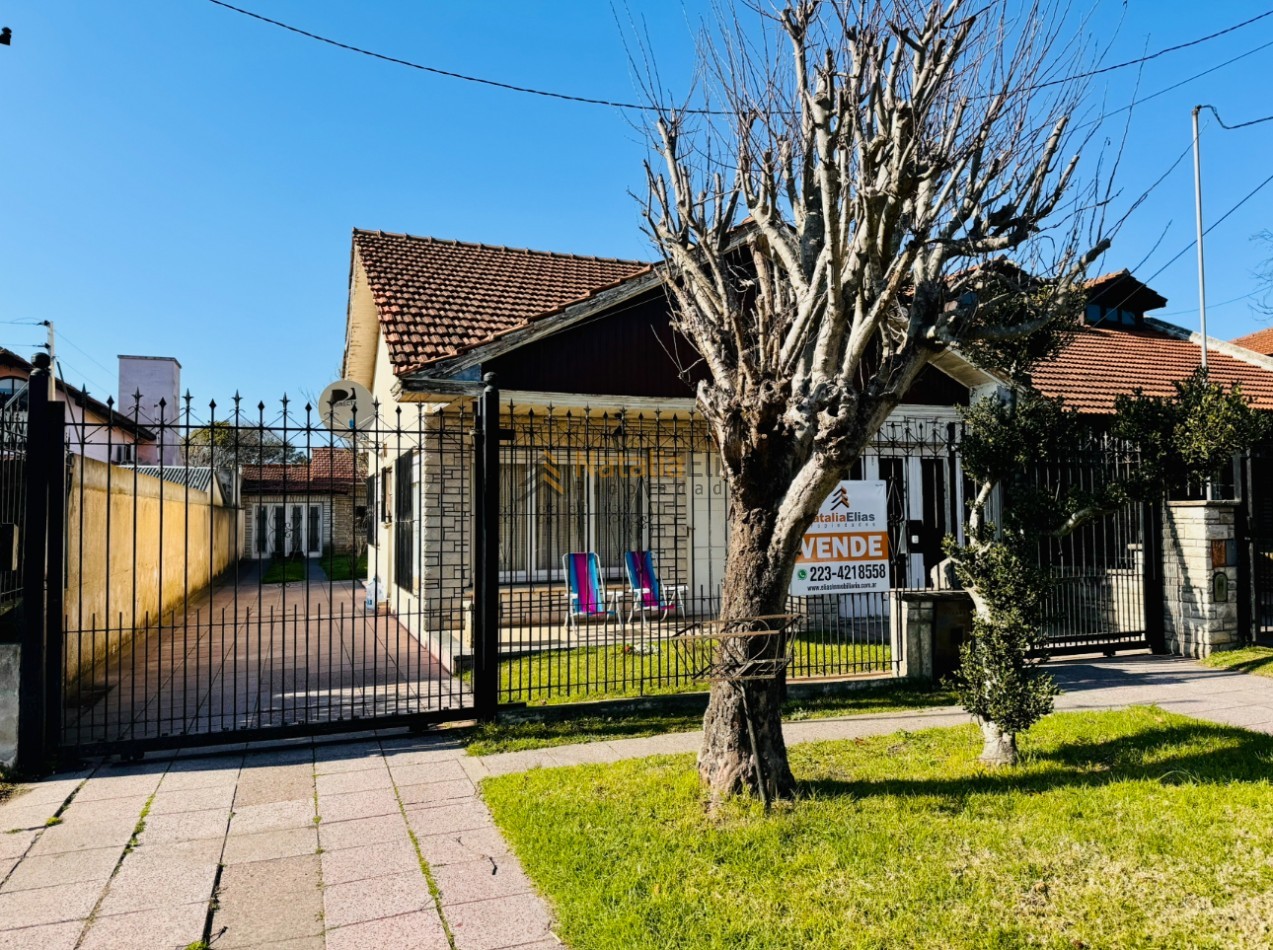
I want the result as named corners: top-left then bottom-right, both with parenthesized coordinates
top-left (1143, 500), bottom-right (1167, 654)
top-left (472, 373), bottom-right (501, 719)
top-left (42, 400), bottom-right (66, 755)
top-left (17, 355), bottom-right (53, 772)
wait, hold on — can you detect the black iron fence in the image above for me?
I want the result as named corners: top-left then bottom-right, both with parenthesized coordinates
top-left (49, 389), bottom-right (482, 756)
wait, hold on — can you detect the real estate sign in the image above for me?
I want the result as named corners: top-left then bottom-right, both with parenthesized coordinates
top-left (789, 480), bottom-right (890, 596)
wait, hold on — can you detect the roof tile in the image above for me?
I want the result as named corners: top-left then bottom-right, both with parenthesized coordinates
top-left (353, 230), bottom-right (650, 373)
top-left (1032, 324), bottom-right (1273, 414)
top-left (1233, 327), bottom-right (1273, 357)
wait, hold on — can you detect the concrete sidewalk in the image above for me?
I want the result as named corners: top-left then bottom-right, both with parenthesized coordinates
top-left (0, 653), bottom-right (1270, 949)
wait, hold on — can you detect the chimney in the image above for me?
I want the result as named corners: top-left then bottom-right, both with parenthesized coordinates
top-left (118, 355), bottom-right (182, 466)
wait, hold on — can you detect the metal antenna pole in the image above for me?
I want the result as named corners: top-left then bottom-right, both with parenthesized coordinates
top-left (1192, 106), bottom-right (1209, 373)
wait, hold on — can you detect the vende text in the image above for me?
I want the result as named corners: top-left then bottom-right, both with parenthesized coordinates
top-left (796, 532), bottom-right (889, 562)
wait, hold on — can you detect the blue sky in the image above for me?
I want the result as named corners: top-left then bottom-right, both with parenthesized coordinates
top-left (4, 1), bottom-right (1273, 410)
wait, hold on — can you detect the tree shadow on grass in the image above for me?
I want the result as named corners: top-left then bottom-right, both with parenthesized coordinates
top-left (796, 721), bottom-right (1273, 802)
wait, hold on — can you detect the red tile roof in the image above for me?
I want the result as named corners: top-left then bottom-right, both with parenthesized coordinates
top-left (242, 447), bottom-right (365, 494)
top-left (1233, 327), bottom-right (1273, 356)
top-left (353, 230), bottom-right (651, 373)
top-left (1031, 324), bottom-right (1273, 414)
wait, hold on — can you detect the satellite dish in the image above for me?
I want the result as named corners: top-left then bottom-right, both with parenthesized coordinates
top-left (319, 379), bottom-right (376, 433)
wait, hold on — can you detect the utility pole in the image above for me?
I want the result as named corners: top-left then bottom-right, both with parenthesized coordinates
top-left (1191, 105), bottom-right (1209, 373)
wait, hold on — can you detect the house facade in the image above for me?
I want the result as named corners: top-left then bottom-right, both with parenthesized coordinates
top-left (340, 230), bottom-right (1004, 663)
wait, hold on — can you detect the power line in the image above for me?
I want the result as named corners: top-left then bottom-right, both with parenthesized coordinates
top-left (1197, 103), bottom-right (1273, 131)
top-left (202, 0), bottom-right (1273, 113)
top-left (1142, 166), bottom-right (1273, 287)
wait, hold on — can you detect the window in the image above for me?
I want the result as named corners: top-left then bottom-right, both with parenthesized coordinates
top-left (364, 474), bottom-right (376, 545)
top-left (113, 444), bottom-right (135, 464)
top-left (393, 452), bottom-right (415, 591)
top-left (255, 505), bottom-right (267, 554)
top-left (380, 467), bottom-right (392, 523)
top-left (0, 376), bottom-right (23, 408)
top-left (499, 449), bottom-right (649, 582)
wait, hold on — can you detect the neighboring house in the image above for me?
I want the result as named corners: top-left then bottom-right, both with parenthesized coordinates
top-left (241, 447), bottom-right (367, 559)
top-left (340, 229), bottom-right (1003, 652)
top-left (0, 348), bottom-right (158, 464)
top-left (1232, 326), bottom-right (1273, 358)
top-left (1034, 271), bottom-right (1273, 414)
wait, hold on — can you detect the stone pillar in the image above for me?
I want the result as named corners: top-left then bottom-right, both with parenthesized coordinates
top-left (890, 590), bottom-right (974, 682)
top-left (0, 644), bottom-right (18, 769)
top-left (1161, 500), bottom-right (1239, 657)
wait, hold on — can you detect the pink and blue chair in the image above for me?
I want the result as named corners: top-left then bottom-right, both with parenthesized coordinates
top-left (562, 552), bottom-right (623, 630)
top-left (623, 550), bottom-right (686, 624)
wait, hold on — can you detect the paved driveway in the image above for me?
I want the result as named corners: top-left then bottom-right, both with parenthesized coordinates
top-left (63, 561), bottom-right (468, 751)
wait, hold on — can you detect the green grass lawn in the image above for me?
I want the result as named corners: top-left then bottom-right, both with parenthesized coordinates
top-left (1201, 646), bottom-right (1273, 678)
top-left (496, 634), bottom-right (890, 706)
top-left (321, 551), bottom-right (367, 582)
top-left (260, 557), bottom-right (307, 584)
top-left (484, 707), bottom-right (1273, 949)
top-left (463, 680), bottom-right (956, 755)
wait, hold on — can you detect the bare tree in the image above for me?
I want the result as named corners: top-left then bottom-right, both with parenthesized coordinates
top-left (642, 0), bottom-right (1108, 802)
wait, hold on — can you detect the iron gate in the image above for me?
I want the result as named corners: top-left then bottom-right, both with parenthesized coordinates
top-left (1032, 435), bottom-right (1160, 656)
top-left (1241, 446), bottom-right (1273, 641)
top-left (18, 363), bottom-right (499, 760)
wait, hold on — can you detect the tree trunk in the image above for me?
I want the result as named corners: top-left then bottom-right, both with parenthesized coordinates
top-left (978, 718), bottom-right (1018, 766)
top-left (698, 500), bottom-right (799, 804)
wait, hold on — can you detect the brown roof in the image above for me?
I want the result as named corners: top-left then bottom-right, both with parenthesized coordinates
top-left (1233, 327), bottom-right (1273, 357)
top-left (1031, 324), bottom-right (1273, 414)
top-left (242, 447), bottom-right (365, 494)
top-left (353, 230), bottom-right (650, 373)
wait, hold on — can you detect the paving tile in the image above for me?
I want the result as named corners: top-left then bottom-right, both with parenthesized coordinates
top-left (79, 899), bottom-right (207, 950)
top-left (459, 759), bottom-right (492, 783)
top-left (1205, 704), bottom-right (1273, 727)
top-left (316, 769), bottom-right (393, 797)
top-left (318, 814), bottom-right (409, 852)
top-left (316, 787), bottom-right (400, 823)
top-left (446, 893), bottom-right (556, 950)
top-left (0, 880), bottom-right (102, 930)
top-left (234, 769), bottom-right (315, 808)
top-left (1, 846), bottom-right (120, 893)
top-left (26, 817), bottom-right (138, 858)
top-left (213, 854), bottom-right (323, 948)
top-left (97, 851), bottom-right (218, 916)
top-left (138, 806), bottom-right (229, 845)
top-left (223, 826), bottom-right (318, 865)
top-left (320, 838), bottom-right (419, 886)
top-left (240, 746), bottom-right (315, 768)
top-left (0, 777), bottom-right (86, 810)
top-left (380, 743), bottom-right (465, 767)
top-left (314, 745), bottom-right (385, 774)
top-left (404, 800), bottom-right (496, 838)
top-left (541, 744), bottom-right (622, 767)
top-left (71, 771), bottom-right (165, 804)
top-left (432, 856), bottom-right (532, 907)
top-left (230, 937), bottom-right (324, 950)
top-left (148, 783), bottom-right (236, 816)
top-left (396, 779), bottom-right (476, 806)
top-left (388, 759), bottom-right (469, 786)
top-left (160, 763), bottom-right (241, 792)
top-left (324, 909), bottom-right (449, 950)
top-left (231, 799), bottom-right (315, 835)
top-left (416, 828), bottom-right (511, 868)
top-left (322, 870), bottom-right (432, 929)
top-left (0, 806), bottom-right (60, 834)
top-left (0, 919), bottom-right (84, 950)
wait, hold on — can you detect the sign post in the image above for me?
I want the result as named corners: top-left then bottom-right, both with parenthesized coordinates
top-left (790, 480), bottom-right (890, 596)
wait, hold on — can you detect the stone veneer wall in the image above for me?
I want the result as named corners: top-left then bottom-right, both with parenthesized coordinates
top-left (1161, 500), bottom-right (1239, 658)
top-left (419, 412), bottom-right (472, 628)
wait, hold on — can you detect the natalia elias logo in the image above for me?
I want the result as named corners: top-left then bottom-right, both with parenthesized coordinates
top-left (829, 486), bottom-right (852, 511)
